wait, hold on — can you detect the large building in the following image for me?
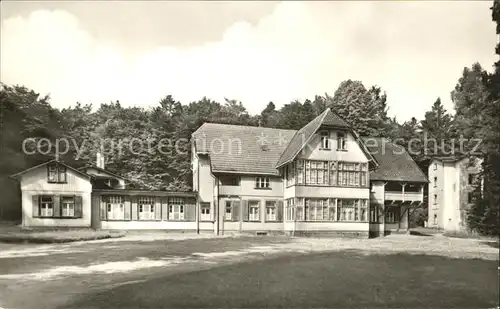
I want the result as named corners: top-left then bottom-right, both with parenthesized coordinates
top-left (427, 156), bottom-right (483, 232)
top-left (12, 108), bottom-right (428, 237)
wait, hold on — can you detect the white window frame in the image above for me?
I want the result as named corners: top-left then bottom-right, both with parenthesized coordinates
top-left (320, 131), bottom-right (330, 149)
top-left (255, 177), bottom-right (270, 189)
top-left (265, 201), bottom-right (277, 221)
top-left (337, 132), bottom-right (347, 150)
top-left (105, 196), bottom-right (125, 220)
top-left (200, 202), bottom-right (211, 221)
top-left (248, 200), bottom-right (260, 221)
top-left (169, 197), bottom-right (184, 221)
top-left (225, 201), bottom-right (232, 221)
top-left (39, 196), bottom-right (54, 217)
top-left (61, 196), bottom-right (75, 217)
top-left (138, 197), bottom-right (155, 220)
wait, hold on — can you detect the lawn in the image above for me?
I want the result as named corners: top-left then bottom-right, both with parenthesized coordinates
top-left (0, 228), bottom-right (125, 243)
top-left (65, 252), bottom-right (498, 309)
top-left (0, 234), bottom-right (497, 309)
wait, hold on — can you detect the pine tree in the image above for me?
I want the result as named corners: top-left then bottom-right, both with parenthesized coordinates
top-left (420, 98), bottom-right (455, 159)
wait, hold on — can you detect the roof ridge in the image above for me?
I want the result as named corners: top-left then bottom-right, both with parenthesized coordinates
top-left (194, 122), bottom-right (298, 132)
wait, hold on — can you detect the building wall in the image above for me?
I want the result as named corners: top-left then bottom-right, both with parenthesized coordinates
top-left (219, 195), bottom-right (284, 232)
top-left (428, 160), bottom-right (445, 229)
top-left (219, 176), bottom-right (283, 198)
top-left (20, 167), bottom-right (92, 227)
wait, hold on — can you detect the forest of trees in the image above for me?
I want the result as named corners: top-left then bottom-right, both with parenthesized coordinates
top-left (1, 2), bottom-right (498, 235)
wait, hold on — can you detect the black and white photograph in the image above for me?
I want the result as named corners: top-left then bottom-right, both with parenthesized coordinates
top-left (0, 1), bottom-right (499, 308)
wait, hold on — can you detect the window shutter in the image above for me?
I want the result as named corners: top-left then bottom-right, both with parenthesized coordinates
top-left (155, 197), bottom-right (162, 221)
top-left (32, 195), bottom-right (39, 217)
top-left (241, 200), bottom-right (248, 222)
top-left (161, 198), bottom-right (169, 221)
top-left (100, 197), bottom-right (106, 220)
top-left (124, 196), bottom-right (131, 220)
top-left (185, 203), bottom-right (195, 221)
top-left (53, 195), bottom-right (61, 217)
top-left (131, 197), bottom-right (138, 220)
top-left (232, 200), bottom-right (240, 221)
top-left (277, 200), bottom-right (283, 222)
top-left (74, 196), bottom-right (83, 218)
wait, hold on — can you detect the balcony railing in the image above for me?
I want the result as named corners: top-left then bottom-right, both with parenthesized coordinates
top-left (384, 191), bottom-right (422, 202)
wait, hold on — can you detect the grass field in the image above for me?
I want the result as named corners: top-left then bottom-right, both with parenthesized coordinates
top-left (0, 233), bottom-right (497, 309)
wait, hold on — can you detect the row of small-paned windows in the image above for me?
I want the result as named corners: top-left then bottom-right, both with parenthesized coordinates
top-left (101, 196), bottom-right (189, 221)
top-left (224, 200), bottom-right (282, 222)
top-left (286, 160), bottom-right (368, 187)
top-left (285, 198), bottom-right (368, 222)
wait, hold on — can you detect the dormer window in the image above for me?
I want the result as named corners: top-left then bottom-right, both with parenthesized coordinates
top-left (337, 132), bottom-right (347, 150)
top-left (47, 164), bottom-right (67, 183)
top-left (320, 131), bottom-right (330, 149)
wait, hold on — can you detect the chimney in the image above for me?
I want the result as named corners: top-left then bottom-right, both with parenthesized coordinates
top-left (101, 155), bottom-right (105, 170)
top-left (96, 152), bottom-right (102, 168)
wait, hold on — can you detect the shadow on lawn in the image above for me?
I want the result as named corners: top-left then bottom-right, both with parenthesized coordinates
top-left (482, 241), bottom-right (499, 248)
top-left (62, 251), bottom-right (498, 309)
top-left (409, 230), bottom-right (432, 237)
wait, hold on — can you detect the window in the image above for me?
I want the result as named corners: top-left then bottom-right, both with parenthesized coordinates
top-left (61, 196), bottom-right (75, 217)
top-left (200, 203), bottom-right (211, 221)
top-left (255, 177), bottom-right (270, 189)
top-left (265, 201), bottom-right (277, 221)
top-left (467, 192), bottom-right (476, 204)
top-left (285, 198), bottom-right (295, 221)
top-left (433, 194), bottom-right (437, 205)
top-left (40, 196), bottom-right (54, 217)
top-left (305, 198), bottom-right (329, 221)
top-left (225, 201), bottom-right (232, 221)
top-left (320, 131), bottom-right (330, 149)
top-left (305, 161), bottom-right (329, 185)
top-left (370, 203), bottom-right (379, 223)
top-left (220, 175), bottom-right (240, 186)
top-left (329, 162), bottom-right (337, 186)
top-left (434, 163), bottom-right (437, 170)
top-left (337, 132), bottom-right (346, 150)
top-left (168, 197), bottom-right (184, 220)
top-left (47, 164), bottom-right (67, 183)
top-left (433, 214), bottom-right (438, 225)
top-left (286, 163), bottom-right (295, 187)
top-left (434, 177), bottom-right (437, 187)
top-left (337, 162), bottom-right (366, 187)
top-left (104, 196), bottom-right (125, 220)
top-left (249, 200), bottom-right (260, 221)
top-left (468, 173), bottom-right (477, 185)
top-left (296, 160), bottom-right (304, 184)
top-left (138, 197), bottom-right (155, 220)
top-left (337, 199), bottom-right (356, 221)
top-left (385, 207), bottom-right (397, 223)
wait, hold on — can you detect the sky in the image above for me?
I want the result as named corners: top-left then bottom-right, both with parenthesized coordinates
top-left (1, 1), bottom-right (498, 121)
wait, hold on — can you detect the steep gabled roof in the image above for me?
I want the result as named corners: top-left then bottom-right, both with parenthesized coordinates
top-left (192, 123), bottom-right (296, 176)
top-left (362, 137), bottom-right (428, 183)
top-left (275, 108), bottom-right (375, 169)
top-left (10, 159), bottom-right (91, 180)
top-left (275, 110), bottom-right (329, 169)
